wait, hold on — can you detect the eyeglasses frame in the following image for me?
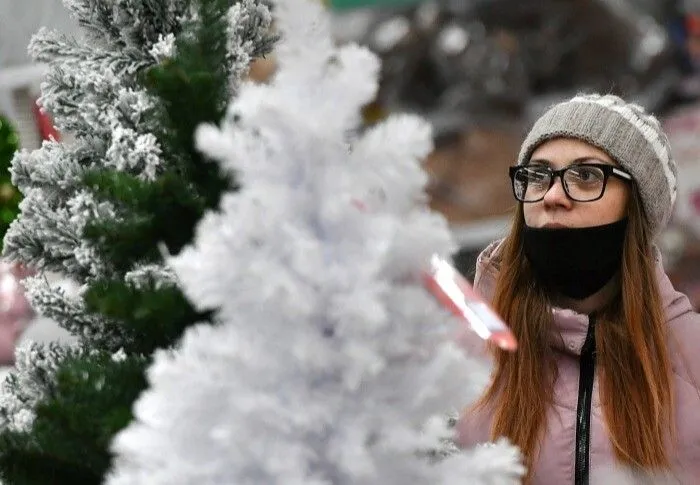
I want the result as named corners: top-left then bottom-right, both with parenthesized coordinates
top-left (508, 163), bottom-right (634, 203)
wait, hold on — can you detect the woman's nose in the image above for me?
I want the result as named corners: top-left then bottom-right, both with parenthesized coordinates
top-left (542, 176), bottom-right (573, 208)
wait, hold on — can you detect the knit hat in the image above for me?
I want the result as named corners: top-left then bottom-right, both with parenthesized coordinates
top-left (517, 93), bottom-right (677, 239)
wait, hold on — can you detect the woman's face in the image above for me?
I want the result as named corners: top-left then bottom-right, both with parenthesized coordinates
top-left (523, 138), bottom-right (630, 229)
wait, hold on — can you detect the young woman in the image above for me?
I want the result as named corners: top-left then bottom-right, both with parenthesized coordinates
top-left (456, 93), bottom-right (700, 484)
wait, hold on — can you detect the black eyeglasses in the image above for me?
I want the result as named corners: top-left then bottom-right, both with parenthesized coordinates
top-left (509, 163), bottom-right (633, 203)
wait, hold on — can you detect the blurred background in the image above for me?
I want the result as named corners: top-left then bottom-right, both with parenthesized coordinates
top-left (324, 0), bottom-right (700, 306)
top-left (2, 0), bottom-right (700, 364)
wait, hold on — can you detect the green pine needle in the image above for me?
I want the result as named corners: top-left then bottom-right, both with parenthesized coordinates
top-left (84, 278), bottom-right (212, 354)
top-left (0, 353), bottom-right (148, 485)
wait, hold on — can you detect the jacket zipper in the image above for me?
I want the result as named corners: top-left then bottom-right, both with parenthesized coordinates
top-left (575, 315), bottom-right (596, 485)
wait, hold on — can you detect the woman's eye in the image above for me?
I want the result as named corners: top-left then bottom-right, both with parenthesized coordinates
top-left (525, 168), bottom-right (549, 183)
top-left (571, 167), bottom-right (603, 183)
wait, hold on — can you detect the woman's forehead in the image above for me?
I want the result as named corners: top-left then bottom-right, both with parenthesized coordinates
top-left (530, 138), bottom-right (616, 166)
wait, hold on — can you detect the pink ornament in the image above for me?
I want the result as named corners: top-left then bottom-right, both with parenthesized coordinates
top-left (423, 254), bottom-right (517, 351)
top-left (0, 261), bottom-right (34, 365)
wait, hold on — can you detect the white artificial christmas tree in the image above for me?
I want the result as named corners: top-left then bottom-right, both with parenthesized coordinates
top-left (106, 0), bottom-right (525, 483)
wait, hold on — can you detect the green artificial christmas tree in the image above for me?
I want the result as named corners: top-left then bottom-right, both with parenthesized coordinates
top-left (0, 115), bottom-right (21, 246)
top-left (0, 1), bottom-right (275, 484)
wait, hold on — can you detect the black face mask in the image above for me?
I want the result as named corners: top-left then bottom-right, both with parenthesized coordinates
top-left (522, 219), bottom-right (628, 300)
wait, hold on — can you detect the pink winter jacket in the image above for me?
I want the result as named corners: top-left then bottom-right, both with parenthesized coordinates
top-left (455, 239), bottom-right (700, 484)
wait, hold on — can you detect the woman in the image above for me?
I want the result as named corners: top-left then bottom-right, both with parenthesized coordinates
top-left (456, 93), bottom-right (700, 484)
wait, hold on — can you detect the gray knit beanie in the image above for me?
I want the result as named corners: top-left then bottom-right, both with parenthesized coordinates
top-left (517, 93), bottom-right (677, 239)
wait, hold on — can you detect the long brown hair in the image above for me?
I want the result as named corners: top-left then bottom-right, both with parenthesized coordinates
top-left (474, 191), bottom-right (675, 482)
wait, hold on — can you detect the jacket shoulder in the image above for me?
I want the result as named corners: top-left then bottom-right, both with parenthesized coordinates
top-left (667, 304), bottom-right (700, 390)
top-left (658, 267), bottom-right (700, 394)
top-left (473, 238), bottom-right (506, 297)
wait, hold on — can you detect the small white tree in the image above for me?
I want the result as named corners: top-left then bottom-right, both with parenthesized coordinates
top-left (106, 0), bottom-right (525, 483)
